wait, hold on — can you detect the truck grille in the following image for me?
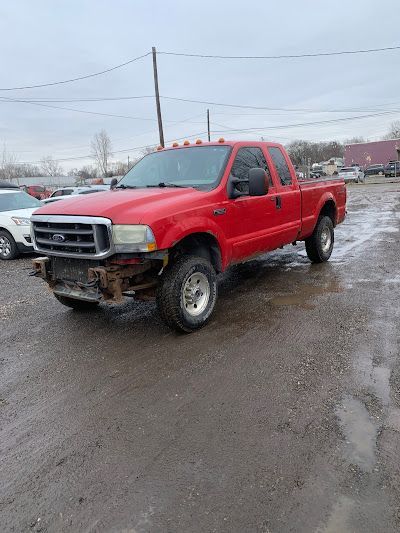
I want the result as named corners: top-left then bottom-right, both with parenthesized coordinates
top-left (31, 215), bottom-right (113, 259)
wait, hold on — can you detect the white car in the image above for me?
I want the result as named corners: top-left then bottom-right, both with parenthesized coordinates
top-left (338, 166), bottom-right (365, 183)
top-left (0, 186), bottom-right (42, 260)
top-left (43, 185), bottom-right (109, 204)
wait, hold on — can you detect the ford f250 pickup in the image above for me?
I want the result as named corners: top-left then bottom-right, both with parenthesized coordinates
top-left (31, 140), bottom-right (346, 332)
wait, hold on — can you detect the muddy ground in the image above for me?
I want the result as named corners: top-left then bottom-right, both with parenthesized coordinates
top-left (1, 182), bottom-right (400, 532)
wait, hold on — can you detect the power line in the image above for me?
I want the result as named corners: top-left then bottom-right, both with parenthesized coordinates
top-left (0, 97), bottom-right (206, 125)
top-left (210, 110), bottom-right (400, 134)
top-left (158, 45), bottom-right (400, 59)
top-left (17, 131), bottom-right (208, 165)
top-left (161, 96), bottom-right (400, 113)
top-left (0, 52), bottom-right (150, 91)
top-left (3, 93), bottom-right (400, 115)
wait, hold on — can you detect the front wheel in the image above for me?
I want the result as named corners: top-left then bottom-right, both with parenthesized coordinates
top-left (0, 230), bottom-right (19, 260)
top-left (54, 293), bottom-right (99, 311)
top-left (157, 255), bottom-right (217, 332)
top-left (305, 216), bottom-right (334, 263)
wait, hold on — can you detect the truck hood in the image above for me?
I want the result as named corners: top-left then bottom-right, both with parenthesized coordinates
top-left (33, 187), bottom-right (205, 224)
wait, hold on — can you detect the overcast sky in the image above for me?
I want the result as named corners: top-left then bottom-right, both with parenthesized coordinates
top-left (1, 0), bottom-right (400, 170)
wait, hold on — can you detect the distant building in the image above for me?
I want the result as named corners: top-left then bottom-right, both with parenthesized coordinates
top-left (344, 139), bottom-right (400, 167)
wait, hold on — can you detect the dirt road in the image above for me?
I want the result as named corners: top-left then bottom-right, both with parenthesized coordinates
top-left (1, 183), bottom-right (400, 532)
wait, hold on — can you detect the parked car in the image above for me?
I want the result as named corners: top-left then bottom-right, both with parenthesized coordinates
top-left (20, 185), bottom-right (51, 200)
top-left (310, 169), bottom-right (327, 178)
top-left (31, 140), bottom-right (347, 332)
top-left (43, 185), bottom-right (110, 204)
top-left (364, 164), bottom-right (385, 177)
top-left (338, 166), bottom-right (364, 183)
top-left (384, 161), bottom-right (400, 178)
top-left (0, 185), bottom-right (42, 259)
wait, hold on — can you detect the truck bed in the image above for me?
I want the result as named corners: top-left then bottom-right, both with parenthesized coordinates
top-left (298, 176), bottom-right (346, 239)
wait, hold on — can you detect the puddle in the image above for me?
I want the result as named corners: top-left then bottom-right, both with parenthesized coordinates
top-left (336, 396), bottom-right (377, 471)
top-left (355, 349), bottom-right (391, 407)
top-left (270, 281), bottom-right (343, 310)
top-left (318, 495), bottom-right (355, 533)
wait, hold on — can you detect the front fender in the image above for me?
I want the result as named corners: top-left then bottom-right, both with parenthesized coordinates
top-left (154, 216), bottom-right (230, 270)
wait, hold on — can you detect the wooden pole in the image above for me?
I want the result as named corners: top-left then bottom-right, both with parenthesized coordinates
top-left (207, 108), bottom-right (211, 142)
top-left (152, 47), bottom-right (164, 147)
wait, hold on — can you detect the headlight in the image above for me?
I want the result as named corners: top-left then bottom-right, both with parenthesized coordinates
top-left (112, 224), bottom-right (157, 252)
top-left (11, 216), bottom-right (31, 226)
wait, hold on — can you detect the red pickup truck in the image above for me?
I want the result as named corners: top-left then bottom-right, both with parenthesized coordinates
top-left (31, 140), bottom-right (346, 332)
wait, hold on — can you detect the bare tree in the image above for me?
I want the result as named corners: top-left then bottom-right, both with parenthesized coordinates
top-left (91, 130), bottom-right (113, 176)
top-left (383, 121), bottom-right (400, 140)
top-left (0, 145), bottom-right (20, 182)
top-left (343, 136), bottom-right (365, 144)
top-left (40, 156), bottom-right (62, 176)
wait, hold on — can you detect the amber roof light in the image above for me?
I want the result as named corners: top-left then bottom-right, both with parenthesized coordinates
top-left (157, 145), bottom-right (163, 151)
top-left (195, 139), bottom-right (202, 144)
top-left (172, 142), bottom-right (179, 147)
top-left (183, 140), bottom-right (190, 146)
top-left (218, 137), bottom-right (225, 143)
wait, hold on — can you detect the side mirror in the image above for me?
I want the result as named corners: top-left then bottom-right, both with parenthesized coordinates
top-left (248, 168), bottom-right (268, 196)
top-left (110, 177), bottom-right (118, 189)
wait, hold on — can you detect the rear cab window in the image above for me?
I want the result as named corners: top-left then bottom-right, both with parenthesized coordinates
top-left (268, 147), bottom-right (293, 187)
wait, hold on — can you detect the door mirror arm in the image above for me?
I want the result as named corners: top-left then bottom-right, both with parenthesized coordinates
top-left (227, 175), bottom-right (248, 199)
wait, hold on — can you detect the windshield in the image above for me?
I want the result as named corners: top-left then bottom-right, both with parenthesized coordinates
top-left (119, 146), bottom-right (231, 190)
top-left (0, 191), bottom-right (42, 212)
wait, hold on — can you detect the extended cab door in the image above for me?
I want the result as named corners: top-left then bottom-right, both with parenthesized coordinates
top-left (224, 146), bottom-right (284, 261)
top-left (266, 146), bottom-right (301, 245)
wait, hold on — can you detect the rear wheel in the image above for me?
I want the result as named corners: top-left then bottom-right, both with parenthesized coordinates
top-left (0, 230), bottom-right (19, 260)
top-left (305, 216), bottom-right (334, 263)
top-left (54, 293), bottom-right (99, 311)
top-left (157, 255), bottom-right (217, 332)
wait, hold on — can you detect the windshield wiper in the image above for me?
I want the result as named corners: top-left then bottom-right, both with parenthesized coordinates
top-left (115, 184), bottom-right (137, 189)
top-left (146, 182), bottom-right (188, 188)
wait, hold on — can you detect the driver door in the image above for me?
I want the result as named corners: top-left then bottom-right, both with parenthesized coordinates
top-left (225, 146), bottom-right (282, 261)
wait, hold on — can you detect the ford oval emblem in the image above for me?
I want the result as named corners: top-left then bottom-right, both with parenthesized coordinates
top-left (52, 233), bottom-right (66, 242)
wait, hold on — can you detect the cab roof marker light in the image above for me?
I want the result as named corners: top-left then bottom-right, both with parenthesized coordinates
top-left (195, 139), bottom-right (202, 144)
top-left (218, 137), bottom-right (225, 143)
top-left (183, 140), bottom-right (190, 146)
top-left (172, 142), bottom-right (179, 147)
top-left (157, 145), bottom-right (163, 151)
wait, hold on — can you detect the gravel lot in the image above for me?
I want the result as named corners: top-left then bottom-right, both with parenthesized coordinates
top-left (1, 182), bottom-right (400, 532)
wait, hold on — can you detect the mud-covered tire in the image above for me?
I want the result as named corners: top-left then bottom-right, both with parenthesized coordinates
top-left (157, 255), bottom-right (217, 333)
top-left (54, 293), bottom-right (99, 311)
top-left (305, 216), bottom-right (334, 263)
top-left (0, 230), bottom-right (19, 260)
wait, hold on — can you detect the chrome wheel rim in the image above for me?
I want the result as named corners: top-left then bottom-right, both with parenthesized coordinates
top-left (321, 227), bottom-right (332, 253)
top-left (182, 272), bottom-right (210, 316)
top-left (0, 236), bottom-right (11, 257)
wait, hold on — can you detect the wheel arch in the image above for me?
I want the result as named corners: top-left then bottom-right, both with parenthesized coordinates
top-left (171, 231), bottom-right (223, 273)
top-left (318, 197), bottom-right (337, 226)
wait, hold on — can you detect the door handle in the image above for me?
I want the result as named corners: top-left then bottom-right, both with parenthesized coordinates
top-left (268, 196), bottom-right (282, 209)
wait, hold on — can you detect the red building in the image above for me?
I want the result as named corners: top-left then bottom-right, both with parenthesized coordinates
top-left (344, 138), bottom-right (400, 167)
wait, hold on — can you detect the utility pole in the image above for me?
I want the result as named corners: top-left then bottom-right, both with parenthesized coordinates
top-left (207, 109), bottom-right (211, 142)
top-left (152, 47), bottom-right (164, 147)
top-left (127, 155), bottom-right (130, 170)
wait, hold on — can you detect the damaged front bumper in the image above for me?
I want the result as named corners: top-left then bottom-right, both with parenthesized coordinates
top-left (31, 255), bottom-right (164, 303)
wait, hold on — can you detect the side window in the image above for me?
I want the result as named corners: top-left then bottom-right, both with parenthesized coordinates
top-left (62, 189), bottom-right (73, 196)
top-left (52, 190), bottom-right (62, 197)
top-left (268, 147), bottom-right (292, 186)
top-left (231, 147), bottom-right (271, 194)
